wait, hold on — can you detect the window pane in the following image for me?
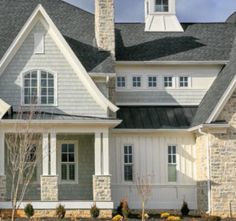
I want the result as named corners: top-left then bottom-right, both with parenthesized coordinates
top-left (24, 96), bottom-right (30, 104)
top-left (31, 79), bottom-right (37, 87)
top-left (31, 71), bottom-right (37, 78)
top-left (48, 80), bottom-right (54, 87)
top-left (41, 88), bottom-right (47, 96)
top-left (48, 88), bottom-right (54, 96)
top-left (69, 154), bottom-right (75, 162)
top-left (24, 79), bottom-right (30, 87)
top-left (41, 79), bottom-right (47, 87)
top-left (61, 164), bottom-right (67, 180)
top-left (124, 165), bottom-right (133, 181)
top-left (48, 97), bottom-right (54, 104)
top-left (124, 155), bottom-right (128, 163)
top-left (62, 144), bottom-right (68, 153)
top-left (69, 164), bottom-right (75, 180)
top-left (61, 154), bottom-right (68, 162)
top-left (168, 164), bottom-right (177, 182)
top-left (41, 96), bottom-right (47, 104)
top-left (68, 144), bottom-right (74, 153)
top-left (41, 72), bottom-right (47, 79)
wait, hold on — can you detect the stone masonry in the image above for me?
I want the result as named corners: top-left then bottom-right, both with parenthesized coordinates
top-left (41, 176), bottom-right (58, 201)
top-left (95, 0), bottom-right (115, 56)
top-left (93, 175), bottom-right (111, 201)
top-left (0, 176), bottom-right (6, 201)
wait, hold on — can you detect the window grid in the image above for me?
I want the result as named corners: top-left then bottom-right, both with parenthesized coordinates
top-left (133, 76), bottom-right (141, 88)
top-left (148, 76), bottom-right (157, 87)
top-left (117, 76), bottom-right (126, 88)
top-left (168, 145), bottom-right (177, 182)
top-left (124, 145), bottom-right (133, 182)
top-left (179, 76), bottom-right (189, 88)
top-left (164, 76), bottom-right (173, 88)
top-left (155, 0), bottom-right (169, 12)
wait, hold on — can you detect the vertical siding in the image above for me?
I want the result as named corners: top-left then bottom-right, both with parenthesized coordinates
top-left (110, 132), bottom-right (197, 210)
top-left (0, 21), bottom-right (107, 117)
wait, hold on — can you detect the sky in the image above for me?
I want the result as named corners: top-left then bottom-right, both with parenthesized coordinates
top-left (64, 0), bottom-right (236, 23)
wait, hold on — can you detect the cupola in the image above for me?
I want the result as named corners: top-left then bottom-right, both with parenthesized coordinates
top-left (144, 0), bottom-right (183, 32)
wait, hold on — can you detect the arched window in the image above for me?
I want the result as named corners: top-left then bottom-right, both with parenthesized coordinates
top-left (23, 70), bottom-right (56, 105)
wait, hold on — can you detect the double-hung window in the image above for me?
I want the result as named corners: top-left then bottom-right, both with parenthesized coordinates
top-left (23, 70), bottom-right (55, 105)
top-left (60, 142), bottom-right (78, 182)
top-left (155, 0), bottom-right (169, 12)
top-left (148, 76), bottom-right (157, 87)
top-left (164, 76), bottom-right (173, 88)
top-left (179, 76), bottom-right (189, 88)
top-left (168, 145), bottom-right (177, 182)
top-left (117, 76), bottom-right (126, 88)
top-left (124, 145), bottom-right (133, 182)
top-left (133, 76), bottom-right (141, 88)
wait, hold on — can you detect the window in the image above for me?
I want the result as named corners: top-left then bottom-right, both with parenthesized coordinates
top-left (168, 145), bottom-right (177, 182)
top-left (23, 70), bottom-right (55, 105)
top-left (148, 76), bottom-right (157, 87)
top-left (133, 76), bottom-right (141, 87)
top-left (124, 145), bottom-right (133, 181)
top-left (117, 76), bottom-right (126, 88)
top-left (60, 143), bottom-right (77, 182)
top-left (155, 0), bottom-right (169, 12)
top-left (164, 76), bottom-right (173, 88)
top-left (34, 33), bottom-right (44, 54)
top-left (179, 76), bottom-right (189, 88)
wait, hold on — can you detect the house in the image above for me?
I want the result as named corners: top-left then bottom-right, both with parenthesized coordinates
top-left (0, 0), bottom-right (236, 218)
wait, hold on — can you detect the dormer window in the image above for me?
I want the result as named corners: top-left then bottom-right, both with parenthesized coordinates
top-left (155, 0), bottom-right (169, 12)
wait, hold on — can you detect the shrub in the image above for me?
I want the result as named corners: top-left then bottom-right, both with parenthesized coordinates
top-left (181, 201), bottom-right (190, 216)
top-left (56, 204), bottom-right (66, 219)
top-left (112, 214), bottom-right (124, 221)
top-left (117, 199), bottom-right (130, 218)
top-left (90, 203), bottom-right (100, 218)
top-left (167, 216), bottom-right (181, 221)
top-left (160, 212), bottom-right (170, 218)
top-left (24, 203), bottom-right (34, 219)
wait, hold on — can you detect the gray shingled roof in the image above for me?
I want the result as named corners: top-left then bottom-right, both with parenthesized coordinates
top-left (0, 0), bottom-right (114, 73)
top-left (191, 33), bottom-right (236, 126)
top-left (115, 23), bottom-right (236, 61)
top-left (116, 106), bottom-right (197, 129)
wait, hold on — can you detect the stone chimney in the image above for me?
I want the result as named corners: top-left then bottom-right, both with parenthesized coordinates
top-left (95, 0), bottom-right (115, 57)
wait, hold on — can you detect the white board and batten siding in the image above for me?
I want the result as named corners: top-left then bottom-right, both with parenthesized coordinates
top-left (110, 132), bottom-right (197, 210)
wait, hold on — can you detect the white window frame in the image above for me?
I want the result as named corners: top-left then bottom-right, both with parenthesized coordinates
top-left (34, 33), bottom-right (45, 54)
top-left (117, 76), bottom-right (126, 88)
top-left (155, 0), bottom-right (169, 12)
top-left (164, 76), bottom-right (174, 88)
top-left (167, 145), bottom-right (177, 183)
top-left (148, 76), bottom-right (158, 88)
top-left (179, 76), bottom-right (191, 88)
top-left (57, 140), bottom-right (79, 184)
top-left (132, 76), bottom-right (142, 88)
top-left (21, 69), bottom-right (57, 106)
top-left (122, 144), bottom-right (134, 183)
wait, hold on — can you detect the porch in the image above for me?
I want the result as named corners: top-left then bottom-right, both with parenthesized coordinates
top-left (0, 125), bottom-right (115, 210)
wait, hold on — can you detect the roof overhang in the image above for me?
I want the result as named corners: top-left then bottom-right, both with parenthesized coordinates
top-left (112, 128), bottom-right (189, 133)
top-left (189, 123), bottom-right (229, 133)
top-left (0, 99), bottom-right (11, 119)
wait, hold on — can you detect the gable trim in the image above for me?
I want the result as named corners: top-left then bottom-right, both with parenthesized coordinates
top-left (0, 4), bottom-right (118, 113)
top-left (206, 75), bottom-right (236, 123)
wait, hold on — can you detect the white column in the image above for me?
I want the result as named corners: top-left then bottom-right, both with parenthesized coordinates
top-left (50, 132), bottom-right (57, 175)
top-left (0, 132), bottom-right (5, 176)
top-left (94, 132), bottom-right (102, 175)
top-left (42, 133), bottom-right (49, 176)
top-left (102, 130), bottom-right (110, 175)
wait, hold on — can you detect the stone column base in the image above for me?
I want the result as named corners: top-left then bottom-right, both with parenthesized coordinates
top-left (41, 176), bottom-right (58, 201)
top-left (93, 175), bottom-right (111, 201)
top-left (0, 175), bottom-right (6, 201)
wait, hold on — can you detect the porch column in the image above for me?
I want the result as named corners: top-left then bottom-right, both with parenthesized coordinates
top-left (93, 130), bottom-right (111, 202)
top-left (41, 132), bottom-right (58, 201)
top-left (0, 131), bottom-right (6, 201)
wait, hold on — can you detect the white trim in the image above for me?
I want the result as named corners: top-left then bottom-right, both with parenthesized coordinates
top-left (102, 130), bottom-right (109, 175)
top-left (0, 131), bottom-right (5, 176)
top-left (0, 4), bottom-right (118, 113)
top-left (116, 60), bottom-right (229, 65)
top-left (207, 76), bottom-right (236, 123)
top-left (0, 201), bottom-right (114, 210)
top-left (50, 131), bottom-right (57, 176)
top-left (94, 132), bottom-right (102, 175)
top-left (42, 133), bottom-right (49, 176)
top-left (116, 102), bottom-right (200, 106)
top-left (0, 99), bottom-right (11, 119)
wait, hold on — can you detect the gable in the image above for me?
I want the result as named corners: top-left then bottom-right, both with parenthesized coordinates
top-left (0, 4), bottom-right (118, 117)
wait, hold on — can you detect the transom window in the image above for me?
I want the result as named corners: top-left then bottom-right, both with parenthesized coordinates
top-left (168, 145), bottom-right (177, 182)
top-left (61, 143), bottom-right (77, 182)
top-left (124, 145), bottom-right (133, 182)
top-left (133, 76), bottom-right (141, 87)
top-left (148, 76), bottom-right (157, 87)
top-left (23, 70), bottom-right (55, 105)
top-left (117, 76), bottom-right (126, 88)
top-left (179, 76), bottom-right (189, 88)
top-left (155, 0), bottom-right (169, 12)
top-left (164, 76), bottom-right (173, 88)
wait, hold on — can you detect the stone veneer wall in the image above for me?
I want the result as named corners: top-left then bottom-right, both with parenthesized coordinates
top-left (0, 176), bottom-right (6, 201)
top-left (41, 176), bottom-right (58, 201)
top-left (95, 0), bottom-right (115, 56)
top-left (93, 175), bottom-right (111, 201)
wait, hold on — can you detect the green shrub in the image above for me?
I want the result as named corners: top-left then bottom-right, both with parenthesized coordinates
top-left (24, 203), bottom-right (34, 219)
top-left (90, 203), bottom-right (100, 218)
top-left (56, 204), bottom-right (66, 219)
top-left (180, 201), bottom-right (190, 216)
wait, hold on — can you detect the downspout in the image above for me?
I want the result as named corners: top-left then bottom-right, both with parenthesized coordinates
top-left (198, 127), bottom-right (211, 214)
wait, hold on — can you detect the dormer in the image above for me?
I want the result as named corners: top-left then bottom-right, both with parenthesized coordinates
top-left (145, 0), bottom-right (183, 32)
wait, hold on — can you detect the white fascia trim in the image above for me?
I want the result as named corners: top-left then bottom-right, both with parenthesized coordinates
top-left (206, 75), bottom-right (236, 123)
top-left (0, 201), bottom-right (114, 210)
top-left (112, 128), bottom-right (189, 133)
top-left (89, 72), bottom-right (116, 78)
top-left (0, 4), bottom-right (118, 113)
top-left (116, 102), bottom-right (199, 106)
top-left (188, 123), bottom-right (229, 132)
top-left (0, 99), bottom-right (11, 119)
top-left (116, 60), bottom-right (229, 65)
